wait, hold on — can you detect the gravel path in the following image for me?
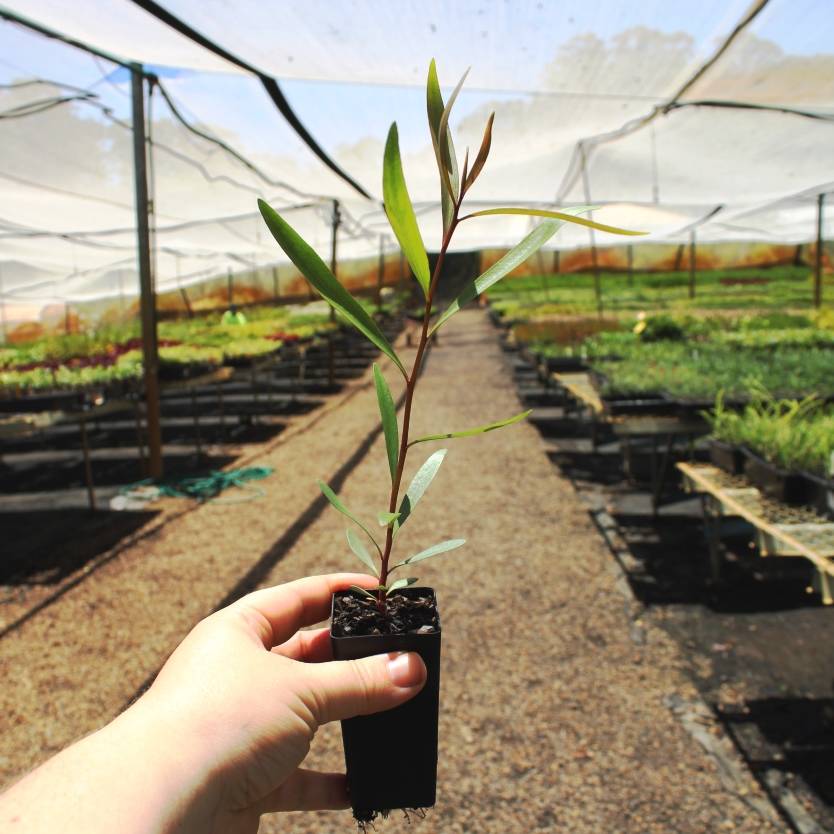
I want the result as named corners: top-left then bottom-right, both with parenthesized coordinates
top-left (1, 310), bottom-right (784, 833)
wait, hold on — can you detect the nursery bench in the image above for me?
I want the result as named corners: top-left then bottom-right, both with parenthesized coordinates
top-left (677, 462), bottom-right (834, 605)
top-left (553, 372), bottom-right (708, 510)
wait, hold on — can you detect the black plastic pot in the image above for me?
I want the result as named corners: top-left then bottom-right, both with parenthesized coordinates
top-left (544, 355), bottom-right (587, 373)
top-left (742, 449), bottom-right (814, 505)
top-left (330, 588), bottom-right (441, 819)
top-left (709, 439), bottom-right (745, 475)
top-left (803, 471), bottom-right (834, 520)
top-left (600, 393), bottom-right (677, 416)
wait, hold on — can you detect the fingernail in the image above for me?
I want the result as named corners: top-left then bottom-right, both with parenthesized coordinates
top-left (387, 652), bottom-right (425, 688)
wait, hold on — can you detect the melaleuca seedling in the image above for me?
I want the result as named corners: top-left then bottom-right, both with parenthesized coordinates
top-left (259, 60), bottom-right (643, 610)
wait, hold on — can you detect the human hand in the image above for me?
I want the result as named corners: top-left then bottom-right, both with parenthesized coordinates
top-left (1, 574), bottom-right (426, 834)
top-left (128, 572), bottom-right (427, 833)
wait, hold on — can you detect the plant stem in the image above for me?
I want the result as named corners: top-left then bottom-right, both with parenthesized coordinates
top-left (377, 207), bottom-right (460, 609)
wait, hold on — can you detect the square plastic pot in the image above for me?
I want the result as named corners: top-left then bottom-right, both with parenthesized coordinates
top-left (742, 449), bottom-right (813, 505)
top-left (709, 439), bottom-right (745, 475)
top-left (330, 587), bottom-right (441, 819)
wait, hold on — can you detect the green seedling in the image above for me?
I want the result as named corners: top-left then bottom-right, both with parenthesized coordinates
top-left (259, 60), bottom-right (642, 610)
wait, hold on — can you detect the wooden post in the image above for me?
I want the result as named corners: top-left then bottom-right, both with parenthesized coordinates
top-left (688, 230), bottom-right (696, 300)
top-left (815, 193), bottom-right (825, 309)
top-left (131, 63), bottom-right (163, 479)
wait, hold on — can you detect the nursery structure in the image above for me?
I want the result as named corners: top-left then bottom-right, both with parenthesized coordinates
top-left (1, 2), bottom-right (834, 833)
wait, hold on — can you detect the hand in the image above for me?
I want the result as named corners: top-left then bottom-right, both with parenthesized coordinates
top-left (0, 574), bottom-right (426, 834)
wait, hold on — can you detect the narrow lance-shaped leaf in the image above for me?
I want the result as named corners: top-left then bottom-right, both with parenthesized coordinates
top-left (318, 480), bottom-right (381, 556)
top-left (463, 112), bottom-right (494, 193)
top-left (373, 363), bottom-right (399, 480)
top-left (348, 584), bottom-right (377, 600)
top-left (462, 206), bottom-right (647, 237)
top-left (427, 59), bottom-right (460, 232)
top-left (383, 124), bottom-right (431, 296)
top-left (395, 448), bottom-right (447, 533)
top-left (391, 538), bottom-right (466, 570)
top-left (409, 409), bottom-right (531, 446)
top-left (431, 206), bottom-right (603, 334)
top-left (431, 220), bottom-right (562, 334)
top-left (387, 577), bottom-right (419, 593)
top-left (437, 67), bottom-right (469, 202)
top-left (346, 528), bottom-right (378, 576)
top-left (259, 200), bottom-right (406, 377)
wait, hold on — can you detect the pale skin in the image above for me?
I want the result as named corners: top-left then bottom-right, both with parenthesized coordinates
top-left (0, 573), bottom-right (427, 833)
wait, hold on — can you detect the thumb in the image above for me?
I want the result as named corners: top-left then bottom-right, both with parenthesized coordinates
top-left (302, 651), bottom-right (426, 724)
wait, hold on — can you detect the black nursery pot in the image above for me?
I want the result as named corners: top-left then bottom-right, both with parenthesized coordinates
top-left (330, 587), bottom-right (441, 819)
top-left (709, 439), bottom-right (745, 475)
top-left (742, 449), bottom-right (813, 505)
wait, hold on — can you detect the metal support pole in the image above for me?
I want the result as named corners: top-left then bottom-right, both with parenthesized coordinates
top-left (0, 267), bottom-right (6, 344)
top-left (227, 267), bottom-right (234, 308)
top-left (688, 230), bottom-right (697, 300)
top-left (272, 265), bottom-right (280, 302)
top-left (814, 193), bottom-right (825, 308)
top-left (579, 144), bottom-right (602, 318)
top-left (131, 63), bottom-right (163, 479)
top-left (79, 418), bottom-right (96, 512)
top-left (328, 200), bottom-right (341, 387)
top-left (376, 235), bottom-right (384, 312)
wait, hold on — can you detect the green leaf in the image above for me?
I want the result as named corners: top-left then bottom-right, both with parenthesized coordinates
top-left (318, 480), bottom-right (381, 556)
top-left (427, 59), bottom-right (460, 232)
top-left (430, 207), bottom-right (600, 334)
top-left (383, 124), bottom-right (431, 296)
top-left (377, 511), bottom-right (401, 527)
top-left (258, 199), bottom-right (406, 376)
top-left (409, 409), bottom-right (531, 446)
top-left (373, 363), bottom-right (399, 481)
top-left (346, 528), bottom-right (378, 575)
top-left (387, 577), bottom-right (418, 593)
top-left (462, 206), bottom-right (647, 237)
top-left (437, 68), bottom-right (469, 202)
top-left (463, 112), bottom-right (494, 193)
top-left (392, 538), bottom-right (466, 570)
top-left (395, 449), bottom-right (447, 532)
top-left (348, 584), bottom-right (377, 600)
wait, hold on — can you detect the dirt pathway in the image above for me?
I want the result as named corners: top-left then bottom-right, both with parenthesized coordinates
top-left (1, 310), bottom-right (784, 833)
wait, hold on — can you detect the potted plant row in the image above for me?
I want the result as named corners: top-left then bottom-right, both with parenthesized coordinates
top-left (258, 59), bottom-right (641, 823)
top-left (705, 392), bottom-right (834, 517)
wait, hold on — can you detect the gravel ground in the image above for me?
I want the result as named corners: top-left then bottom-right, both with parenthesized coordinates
top-left (1, 310), bottom-right (784, 833)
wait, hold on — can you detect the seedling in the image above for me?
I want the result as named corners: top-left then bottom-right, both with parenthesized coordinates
top-left (259, 61), bottom-right (641, 610)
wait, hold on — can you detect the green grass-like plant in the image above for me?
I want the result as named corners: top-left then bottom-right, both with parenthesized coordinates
top-left (258, 61), bottom-right (641, 609)
top-left (707, 391), bottom-right (834, 477)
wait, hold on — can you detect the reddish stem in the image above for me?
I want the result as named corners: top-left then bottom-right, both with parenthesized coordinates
top-left (376, 205), bottom-right (461, 610)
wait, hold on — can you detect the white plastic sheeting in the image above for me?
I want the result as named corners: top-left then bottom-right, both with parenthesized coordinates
top-left (0, 0), bottom-right (832, 319)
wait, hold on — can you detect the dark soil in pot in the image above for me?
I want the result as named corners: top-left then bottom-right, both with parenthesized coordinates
top-left (331, 587), bottom-right (441, 824)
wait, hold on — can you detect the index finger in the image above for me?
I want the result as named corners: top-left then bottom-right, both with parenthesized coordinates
top-left (228, 573), bottom-right (378, 648)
